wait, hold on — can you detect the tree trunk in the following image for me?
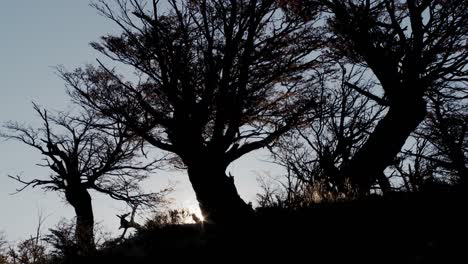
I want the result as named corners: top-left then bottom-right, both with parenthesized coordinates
top-left (442, 126), bottom-right (468, 191)
top-left (377, 172), bottom-right (392, 194)
top-left (186, 157), bottom-right (253, 224)
top-left (342, 98), bottom-right (427, 195)
top-left (65, 187), bottom-right (95, 255)
top-left (450, 148), bottom-right (468, 192)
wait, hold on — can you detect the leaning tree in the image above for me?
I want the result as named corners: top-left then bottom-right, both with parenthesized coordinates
top-left (272, 64), bottom-right (386, 198)
top-left (397, 90), bottom-right (468, 190)
top-left (2, 104), bottom-right (169, 255)
top-left (63, 0), bottom-right (321, 222)
top-left (282, 0), bottom-right (468, 194)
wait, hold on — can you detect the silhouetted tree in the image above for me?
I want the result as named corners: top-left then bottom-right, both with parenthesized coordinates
top-left (271, 64), bottom-right (386, 198)
top-left (395, 91), bottom-right (467, 190)
top-left (7, 239), bottom-right (47, 264)
top-left (44, 217), bottom-right (115, 260)
top-left (282, 0), bottom-right (468, 194)
top-left (43, 219), bottom-right (78, 260)
top-left (4, 212), bottom-right (48, 264)
top-left (64, 0), bottom-right (321, 222)
top-left (419, 94), bottom-right (467, 186)
top-left (1, 104), bottom-right (169, 255)
top-left (391, 137), bottom-right (436, 192)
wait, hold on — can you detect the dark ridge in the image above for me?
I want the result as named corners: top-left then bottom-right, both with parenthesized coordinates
top-left (84, 191), bottom-right (467, 263)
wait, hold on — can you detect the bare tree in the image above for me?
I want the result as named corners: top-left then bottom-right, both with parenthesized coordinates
top-left (396, 90), bottom-right (468, 190)
top-left (271, 64), bottom-right (385, 198)
top-left (282, 0), bottom-right (468, 194)
top-left (420, 94), bottom-right (467, 186)
top-left (1, 104), bottom-right (170, 255)
top-left (64, 0), bottom-right (321, 223)
top-left (5, 211), bottom-right (49, 264)
top-left (391, 138), bottom-right (435, 192)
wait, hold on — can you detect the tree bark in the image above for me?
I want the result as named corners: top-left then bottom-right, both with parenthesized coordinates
top-left (65, 187), bottom-right (95, 255)
top-left (186, 157), bottom-right (253, 224)
top-left (342, 98), bottom-right (427, 195)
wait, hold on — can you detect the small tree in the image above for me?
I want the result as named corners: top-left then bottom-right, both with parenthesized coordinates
top-left (7, 239), bottom-right (47, 264)
top-left (44, 217), bottom-right (115, 260)
top-left (65, 0), bottom-right (321, 222)
top-left (5, 212), bottom-right (48, 264)
top-left (43, 219), bottom-right (78, 259)
top-left (2, 104), bottom-right (169, 255)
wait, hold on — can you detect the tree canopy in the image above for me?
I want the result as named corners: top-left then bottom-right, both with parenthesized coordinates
top-left (64, 0), bottom-right (322, 222)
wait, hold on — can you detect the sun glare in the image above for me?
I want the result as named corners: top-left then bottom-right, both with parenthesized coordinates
top-left (188, 204), bottom-right (205, 223)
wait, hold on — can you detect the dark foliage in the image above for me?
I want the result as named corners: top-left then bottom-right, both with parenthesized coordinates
top-left (1, 104), bottom-right (169, 255)
top-left (64, 0), bottom-right (323, 223)
top-left (84, 191), bottom-right (467, 263)
top-left (1, 0), bottom-right (467, 261)
top-left (281, 0), bottom-right (468, 194)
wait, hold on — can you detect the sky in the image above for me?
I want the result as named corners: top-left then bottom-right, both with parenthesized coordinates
top-left (0, 0), bottom-right (281, 243)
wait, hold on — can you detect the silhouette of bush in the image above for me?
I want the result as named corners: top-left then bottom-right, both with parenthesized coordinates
top-left (0, 232), bottom-right (7, 264)
top-left (142, 209), bottom-right (192, 230)
top-left (42, 218), bottom-right (116, 262)
top-left (420, 178), bottom-right (455, 194)
top-left (42, 219), bottom-right (78, 260)
top-left (6, 238), bottom-right (48, 264)
top-left (256, 173), bottom-right (354, 209)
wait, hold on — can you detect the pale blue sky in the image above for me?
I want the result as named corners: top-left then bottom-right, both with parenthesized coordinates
top-left (0, 0), bottom-right (280, 243)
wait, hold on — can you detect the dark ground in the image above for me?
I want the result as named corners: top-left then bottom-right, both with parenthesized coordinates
top-left (72, 191), bottom-right (466, 263)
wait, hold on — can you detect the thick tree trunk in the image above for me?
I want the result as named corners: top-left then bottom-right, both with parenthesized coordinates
top-left (65, 187), bottom-right (95, 255)
top-left (186, 157), bottom-right (253, 224)
top-left (342, 98), bottom-right (427, 195)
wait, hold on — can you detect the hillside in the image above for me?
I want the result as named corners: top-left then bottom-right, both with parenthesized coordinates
top-left (90, 191), bottom-right (466, 263)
